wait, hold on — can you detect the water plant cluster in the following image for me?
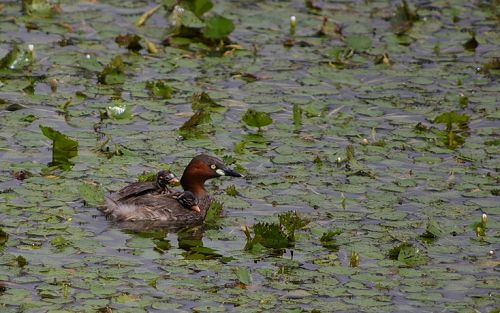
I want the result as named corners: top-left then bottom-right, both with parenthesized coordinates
top-left (0, 0), bottom-right (498, 312)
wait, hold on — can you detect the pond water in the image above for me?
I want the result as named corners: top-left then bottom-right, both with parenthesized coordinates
top-left (0, 0), bottom-right (499, 312)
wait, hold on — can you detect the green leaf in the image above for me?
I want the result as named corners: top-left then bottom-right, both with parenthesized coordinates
top-left (51, 235), bottom-right (71, 249)
top-left (115, 34), bottom-right (143, 52)
top-left (22, 0), bottom-right (56, 17)
top-left (225, 184), bottom-right (237, 197)
top-left (16, 255), bottom-right (28, 268)
top-left (202, 15), bottom-right (235, 40)
top-left (278, 211), bottom-right (309, 241)
top-left (235, 267), bottom-right (252, 285)
top-left (420, 219), bottom-right (444, 239)
top-left (0, 45), bottom-right (35, 70)
top-left (39, 126), bottom-right (78, 170)
top-left (434, 112), bottom-right (469, 130)
top-left (97, 56), bottom-right (125, 85)
top-left (390, 0), bottom-right (419, 35)
top-left (146, 80), bottom-right (173, 99)
top-left (246, 222), bottom-right (290, 251)
top-left (204, 200), bottom-right (223, 225)
top-left (78, 182), bottom-right (104, 207)
top-left (242, 109), bottom-right (273, 129)
top-left (388, 242), bottom-right (427, 266)
top-left (180, 9), bottom-right (205, 28)
top-left (191, 92), bottom-right (221, 111)
top-left (182, 0), bottom-right (213, 18)
top-left (292, 103), bottom-right (302, 126)
top-left (463, 35), bottom-right (478, 52)
top-left (180, 109), bottom-right (211, 131)
top-left (345, 35), bottom-right (372, 51)
top-left (0, 228), bottom-right (8, 246)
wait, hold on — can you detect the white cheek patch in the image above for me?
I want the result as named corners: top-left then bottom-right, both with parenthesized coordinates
top-left (216, 169), bottom-right (225, 176)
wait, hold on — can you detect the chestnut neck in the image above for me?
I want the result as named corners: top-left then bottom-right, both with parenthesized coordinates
top-left (180, 161), bottom-right (211, 198)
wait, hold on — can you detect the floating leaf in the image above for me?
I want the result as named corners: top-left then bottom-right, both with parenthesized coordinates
top-left (78, 182), bottom-right (104, 207)
top-left (51, 235), bottom-right (71, 250)
top-left (480, 57), bottom-right (500, 76)
top-left (39, 125), bottom-right (78, 170)
top-left (202, 15), bottom-right (235, 40)
top-left (345, 35), bottom-right (372, 51)
top-left (242, 109), bottom-right (272, 129)
top-left (146, 80), bottom-right (173, 99)
top-left (235, 267), bottom-right (251, 286)
top-left (292, 104), bottom-right (302, 126)
top-left (97, 56), bottom-right (125, 85)
top-left (79, 54), bottom-right (102, 72)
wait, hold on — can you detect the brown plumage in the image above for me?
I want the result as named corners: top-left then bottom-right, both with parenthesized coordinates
top-left (100, 155), bottom-right (242, 226)
top-left (108, 170), bottom-right (178, 202)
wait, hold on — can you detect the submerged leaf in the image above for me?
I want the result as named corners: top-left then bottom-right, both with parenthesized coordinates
top-left (39, 125), bottom-right (78, 170)
top-left (242, 109), bottom-right (272, 129)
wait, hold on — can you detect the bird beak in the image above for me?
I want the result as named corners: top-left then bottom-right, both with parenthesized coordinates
top-left (221, 167), bottom-right (243, 177)
top-left (169, 177), bottom-right (180, 185)
top-left (191, 205), bottom-right (201, 213)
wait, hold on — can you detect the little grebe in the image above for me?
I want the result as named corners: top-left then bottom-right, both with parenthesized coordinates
top-left (100, 155), bottom-right (242, 224)
top-left (109, 170), bottom-right (179, 202)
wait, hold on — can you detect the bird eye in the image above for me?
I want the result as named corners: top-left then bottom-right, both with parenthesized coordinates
top-left (210, 164), bottom-right (217, 170)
